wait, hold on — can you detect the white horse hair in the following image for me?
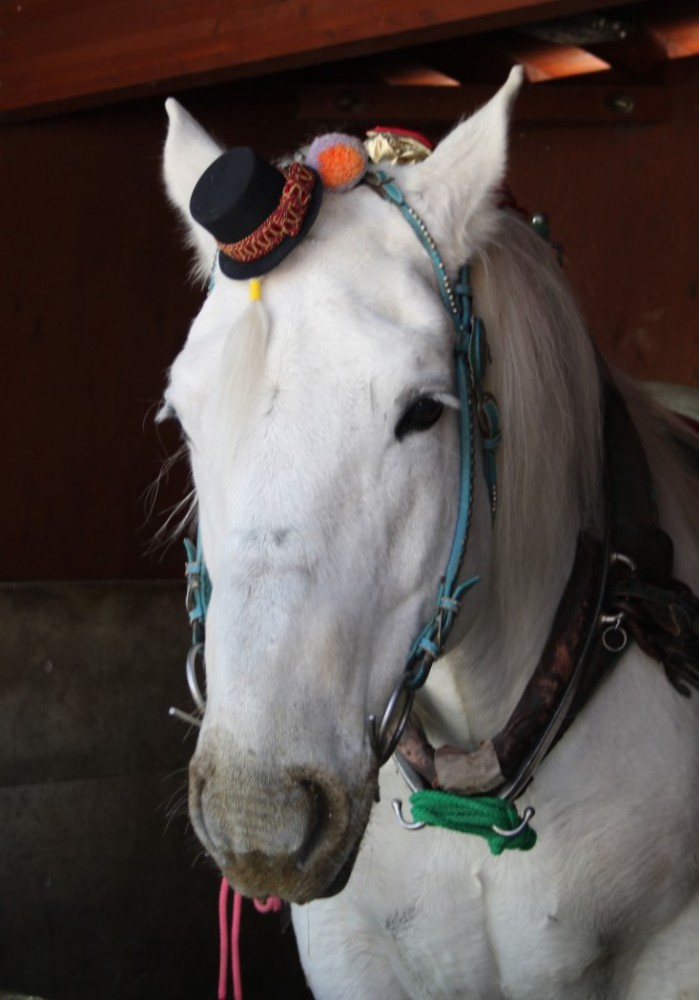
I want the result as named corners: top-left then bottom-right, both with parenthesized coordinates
top-left (161, 71), bottom-right (699, 999)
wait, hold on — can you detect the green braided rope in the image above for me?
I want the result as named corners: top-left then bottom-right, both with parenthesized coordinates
top-left (409, 790), bottom-right (537, 855)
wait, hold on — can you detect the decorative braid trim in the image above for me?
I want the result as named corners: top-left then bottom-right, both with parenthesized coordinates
top-left (216, 162), bottom-right (316, 264)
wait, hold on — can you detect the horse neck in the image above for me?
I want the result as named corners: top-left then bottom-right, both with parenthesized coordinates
top-left (439, 526), bottom-right (580, 746)
top-left (423, 492), bottom-right (582, 748)
top-left (420, 214), bottom-right (605, 746)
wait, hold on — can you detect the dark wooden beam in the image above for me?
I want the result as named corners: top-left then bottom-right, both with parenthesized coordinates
top-left (298, 80), bottom-right (672, 126)
top-left (0, 0), bottom-right (644, 121)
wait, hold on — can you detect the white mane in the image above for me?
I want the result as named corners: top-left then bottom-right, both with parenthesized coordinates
top-left (214, 297), bottom-right (271, 467)
top-left (474, 209), bottom-right (603, 618)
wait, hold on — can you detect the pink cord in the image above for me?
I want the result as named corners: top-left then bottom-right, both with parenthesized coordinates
top-left (218, 878), bottom-right (283, 1000)
top-left (218, 879), bottom-right (230, 1000)
top-left (231, 888), bottom-right (244, 1000)
top-left (253, 895), bottom-right (283, 915)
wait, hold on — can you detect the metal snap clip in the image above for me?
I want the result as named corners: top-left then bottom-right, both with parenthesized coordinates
top-left (492, 806), bottom-right (536, 839)
top-left (391, 799), bottom-right (427, 831)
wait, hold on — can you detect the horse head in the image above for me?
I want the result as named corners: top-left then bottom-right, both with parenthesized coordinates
top-left (160, 68), bottom-right (601, 903)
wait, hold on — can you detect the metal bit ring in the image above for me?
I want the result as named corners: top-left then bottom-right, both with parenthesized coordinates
top-left (186, 642), bottom-right (207, 713)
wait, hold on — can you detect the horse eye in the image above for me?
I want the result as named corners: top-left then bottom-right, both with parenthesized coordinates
top-left (395, 396), bottom-right (444, 441)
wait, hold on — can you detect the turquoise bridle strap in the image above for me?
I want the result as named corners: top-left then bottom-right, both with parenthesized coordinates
top-left (369, 172), bottom-right (501, 707)
top-left (370, 172), bottom-right (500, 514)
top-left (184, 526), bottom-right (212, 635)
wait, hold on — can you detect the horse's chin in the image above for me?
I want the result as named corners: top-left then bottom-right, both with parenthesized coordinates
top-left (216, 827), bottom-right (364, 904)
top-left (315, 837), bottom-right (363, 899)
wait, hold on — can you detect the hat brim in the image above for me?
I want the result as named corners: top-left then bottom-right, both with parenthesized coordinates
top-left (217, 178), bottom-right (323, 280)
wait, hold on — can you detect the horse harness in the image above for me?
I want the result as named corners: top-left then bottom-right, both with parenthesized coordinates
top-left (176, 171), bottom-right (699, 848)
top-left (393, 384), bottom-right (699, 822)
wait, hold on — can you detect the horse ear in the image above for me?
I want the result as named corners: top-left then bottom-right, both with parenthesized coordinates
top-left (163, 99), bottom-right (224, 278)
top-left (403, 66), bottom-right (524, 266)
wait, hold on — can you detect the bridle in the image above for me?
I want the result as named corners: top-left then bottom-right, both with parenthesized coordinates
top-left (169, 528), bottom-right (210, 729)
top-left (172, 169), bottom-right (503, 756)
top-left (363, 170), bottom-right (502, 766)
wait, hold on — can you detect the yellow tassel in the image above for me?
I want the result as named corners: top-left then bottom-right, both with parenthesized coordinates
top-left (249, 278), bottom-right (262, 301)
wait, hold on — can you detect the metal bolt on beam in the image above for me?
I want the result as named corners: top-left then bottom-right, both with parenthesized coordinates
top-left (607, 93), bottom-right (635, 115)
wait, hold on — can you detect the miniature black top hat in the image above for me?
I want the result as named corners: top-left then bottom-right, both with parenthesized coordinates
top-left (190, 147), bottom-right (323, 279)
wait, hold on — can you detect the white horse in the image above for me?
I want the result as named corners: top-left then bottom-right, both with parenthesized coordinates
top-left (161, 70), bottom-right (699, 999)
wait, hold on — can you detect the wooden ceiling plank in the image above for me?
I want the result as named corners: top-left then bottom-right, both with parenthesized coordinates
top-left (0, 0), bottom-right (644, 120)
top-left (653, 21), bottom-right (699, 60)
top-left (494, 30), bottom-right (611, 80)
top-left (634, 0), bottom-right (699, 60)
top-left (375, 35), bottom-right (520, 86)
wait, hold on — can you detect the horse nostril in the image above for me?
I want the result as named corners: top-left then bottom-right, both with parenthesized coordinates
top-left (188, 757), bottom-right (215, 846)
top-left (294, 773), bottom-right (351, 869)
top-left (295, 780), bottom-right (326, 865)
top-left (189, 757), bottom-right (208, 804)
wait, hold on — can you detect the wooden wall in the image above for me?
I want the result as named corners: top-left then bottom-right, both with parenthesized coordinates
top-left (3, 66), bottom-right (697, 582)
top-left (3, 81), bottom-right (296, 581)
top-left (3, 65), bottom-right (698, 581)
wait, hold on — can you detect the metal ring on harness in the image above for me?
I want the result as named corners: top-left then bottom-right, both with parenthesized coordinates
top-left (368, 672), bottom-right (416, 765)
top-left (600, 614), bottom-right (629, 653)
top-left (186, 642), bottom-right (207, 712)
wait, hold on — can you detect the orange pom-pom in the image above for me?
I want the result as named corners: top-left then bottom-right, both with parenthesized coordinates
top-left (317, 145), bottom-right (365, 188)
top-left (306, 133), bottom-right (368, 191)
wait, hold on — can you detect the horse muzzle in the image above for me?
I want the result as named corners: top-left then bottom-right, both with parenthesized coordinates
top-left (188, 748), bottom-right (373, 903)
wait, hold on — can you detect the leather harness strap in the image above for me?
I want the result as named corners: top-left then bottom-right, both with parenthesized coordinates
top-left (397, 379), bottom-right (699, 800)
